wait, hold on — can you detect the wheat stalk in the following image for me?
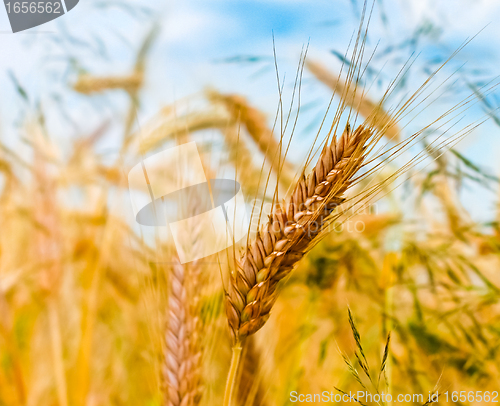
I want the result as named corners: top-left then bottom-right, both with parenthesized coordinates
top-left (207, 90), bottom-right (295, 187)
top-left (225, 123), bottom-right (373, 342)
top-left (307, 60), bottom-right (401, 142)
top-left (237, 336), bottom-right (268, 406)
top-left (135, 107), bottom-right (232, 155)
top-left (73, 73), bottom-right (143, 94)
top-left (220, 123), bottom-right (267, 197)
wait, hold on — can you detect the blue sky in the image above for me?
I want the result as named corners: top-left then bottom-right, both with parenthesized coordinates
top-left (1, 0), bottom-right (500, 222)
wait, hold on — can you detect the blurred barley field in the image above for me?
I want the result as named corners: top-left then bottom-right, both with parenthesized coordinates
top-left (1, 1), bottom-right (500, 406)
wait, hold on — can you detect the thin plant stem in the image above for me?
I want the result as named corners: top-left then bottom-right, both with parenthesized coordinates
top-left (48, 299), bottom-right (68, 406)
top-left (223, 341), bottom-right (244, 406)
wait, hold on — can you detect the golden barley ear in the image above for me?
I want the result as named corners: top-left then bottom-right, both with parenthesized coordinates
top-left (226, 123), bottom-right (374, 342)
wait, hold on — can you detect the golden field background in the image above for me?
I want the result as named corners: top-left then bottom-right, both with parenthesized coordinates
top-left (1, 1), bottom-right (500, 405)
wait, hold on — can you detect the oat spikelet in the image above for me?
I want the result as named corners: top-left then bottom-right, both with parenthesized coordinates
top-left (226, 124), bottom-right (373, 341)
top-left (163, 259), bottom-right (202, 406)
